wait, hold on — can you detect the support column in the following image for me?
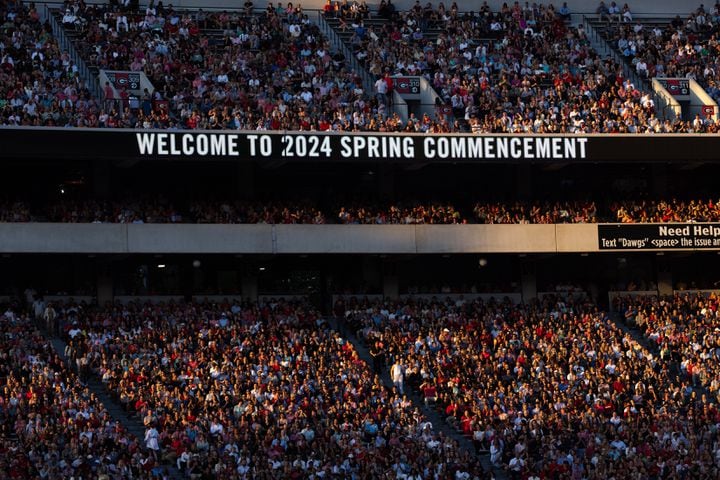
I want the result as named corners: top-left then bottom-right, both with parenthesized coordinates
top-left (520, 260), bottom-right (537, 303)
top-left (96, 271), bottom-right (114, 306)
top-left (516, 164), bottom-right (532, 200)
top-left (92, 161), bottom-right (111, 199)
top-left (237, 163), bottom-right (255, 198)
top-left (242, 276), bottom-right (258, 303)
top-left (382, 259), bottom-right (399, 300)
top-left (651, 164), bottom-right (668, 197)
top-left (362, 257), bottom-right (382, 293)
top-left (657, 271), bottom-right (673, 296)
top-left (383, 275), bottom-right (399, 300)
top-left (379, 164), bottom-right (395, 199)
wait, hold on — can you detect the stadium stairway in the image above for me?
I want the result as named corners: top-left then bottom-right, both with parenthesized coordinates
top-left (329, 317), bottom-right (507, 480)
top-left (324, 15), bottom-right (445, 63)
top-left (584, 21), bottom-right (612, 58)
top-left (582, 15), bottom-right (673, 94)
top-left (46, 335), bottom-right (184, 480)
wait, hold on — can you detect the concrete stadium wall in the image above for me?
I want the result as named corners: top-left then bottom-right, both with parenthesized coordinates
top-left (0, 223), bottom-right (643, 254)
top-left (126, 224), bottom-right (273, 253)
top-left (415, 224), bottom-right (557, 253)
top-left (274, 225), bottom-right (416, 253)
top-left (555, 224), bottom-right (599, 252)
top-left (0, 224), bottom-right (128, 253)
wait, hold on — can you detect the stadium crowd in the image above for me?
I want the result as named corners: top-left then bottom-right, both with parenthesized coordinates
top-left (36, 0), bottom-right (381, 131)
top-left (339, 294), bottom-right (720, 478)
top-left (612, 198), bottom-right (720, 223)
top-left (618, 292), bottom-right (720, 401)
top-left (6, 287), bottom-right (720, 479)
top-left (0, 309), bottom-right (163, 479)
top-left (600, 4), bottom-right (720, 106)
top-left (2, 0), bottom-right (720, 132)
top-left (336, 201), bottom-right (462, 224)
top-left (348, 0), bottom-right (671, 133)
top-left (0, 0), bottom-right (98, 128)
top-left (6, 197), bottom-right (720, 223)
top-left (472, 200), bottom-right (598, 224)
top-left (0, 199), bottom-right (328, 224)
top-left (189, 200), bottom-right (327, 225)
top-left (62, 299), bottom-right (487, 479)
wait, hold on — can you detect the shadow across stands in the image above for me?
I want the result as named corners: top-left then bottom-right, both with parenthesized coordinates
top-left (6, 286), bottom-right (720, 478)
top-left (0, 312), bottom-right (166, 479)
top-left (336, 294), bottom-right (720, 478)
top-left (58, 298), bottom-right (486, 479)
top-left (616, 292), bottom-right (720, 399)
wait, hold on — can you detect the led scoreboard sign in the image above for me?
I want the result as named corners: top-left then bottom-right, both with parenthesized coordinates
top-left (2, 128), bottom-right (720, 163)
top-left (599, 224), bottom-right (720, 250)
top-left (134, 132), bottom-right (589, 161)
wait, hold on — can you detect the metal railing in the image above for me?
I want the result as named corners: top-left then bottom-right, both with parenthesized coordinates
top-left (582, 15), bottom-right (648, 94)
top-left (45, 4), bottom-right (101, 101)
top-left (582, 15), bottom-right (700, 122)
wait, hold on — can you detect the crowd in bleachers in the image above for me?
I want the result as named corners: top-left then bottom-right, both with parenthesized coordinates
top-left (189, 200), bottom-right (327, 224)
top-left (348, 0), bottom-right (670, 133)
top-left (41, 0), bottom-right (388, 131)
top-left (600, 3), bottom-right (720, 107)
top-left (62, 298), bottom-right (486, 479)
top-left (6, 197), bottom-right (720, 224)
top-left (336, 201), bottom-right (462, 224)
top-left (612, 198), bottom-right (720, 223)
top-left (0, 0), bottom-right (98, 127)
top-left (0, 309), bottom-right (163, 479)
top-left (0, 199), bottom-right (328, 224)
top-left (4, 0), bottom-right (720, 132)
top-left (0, 198), bottom-right (613, 225)
top-left (338, 294), bottom-right (720, 478)
top-left (0, 200), bottom-right (31, 222)
top-left (7, 287), bottom-right (720, 479)
top-left (472, 200), bottom-right (598, 224)
top-left (619, 292), bottom-right (720, 400)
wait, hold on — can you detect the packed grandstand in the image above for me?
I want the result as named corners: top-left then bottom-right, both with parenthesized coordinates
top-left (4, 292), bottom-right (720, 479)
top-left (3, 0), bottom-right (720, 480)
top-left (1, 0), bottom-right (719, 132)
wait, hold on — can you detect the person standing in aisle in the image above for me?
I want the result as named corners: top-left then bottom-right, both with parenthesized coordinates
top-left (391, 359), bottom-right (404, 394)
